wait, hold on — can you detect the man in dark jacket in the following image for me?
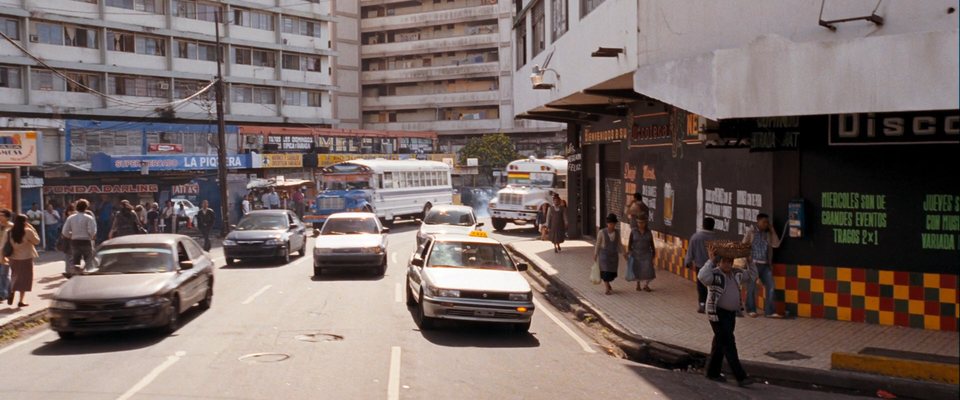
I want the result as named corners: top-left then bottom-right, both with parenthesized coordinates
top-left (196, 200), bottom-right (216, 251)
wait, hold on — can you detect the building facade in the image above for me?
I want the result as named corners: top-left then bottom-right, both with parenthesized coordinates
top-left (356, 0), bottom-right (564, 155)
top-left (511, 0), bottom-right (959, 331)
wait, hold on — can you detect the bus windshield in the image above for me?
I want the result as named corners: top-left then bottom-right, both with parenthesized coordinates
top-left (507, 171), bottom-right (554, 187)
top-left (323, 180), bottom-right (371, 191)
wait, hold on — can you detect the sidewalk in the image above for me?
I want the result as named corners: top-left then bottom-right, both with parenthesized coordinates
top-left (508, 239), bottom-right (959, 395)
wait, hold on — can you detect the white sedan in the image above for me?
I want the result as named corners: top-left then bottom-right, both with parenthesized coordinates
top-left (416, 205), bottom-right (483, 246)
top-left (406, 232), bottom-right (534, 333)
top-left (313, 212), bottom-right (389, 276)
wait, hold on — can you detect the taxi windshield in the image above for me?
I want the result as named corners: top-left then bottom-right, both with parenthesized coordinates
top-left (423, 209), bottom-right (475, 226)
top-left (426, 242), bottom-right (515, 271)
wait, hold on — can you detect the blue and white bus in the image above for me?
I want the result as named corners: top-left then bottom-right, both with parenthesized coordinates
top-left (305, 159), bottom-right (453, 227)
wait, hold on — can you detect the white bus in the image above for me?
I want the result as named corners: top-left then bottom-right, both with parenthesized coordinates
top-left (306, 159), bottom-right (453, 226)
top-left (488, 157), bottom-right (568, 231)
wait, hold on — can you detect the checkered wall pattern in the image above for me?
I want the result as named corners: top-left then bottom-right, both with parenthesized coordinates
top-left (653, 232), bottom-right (959, 332)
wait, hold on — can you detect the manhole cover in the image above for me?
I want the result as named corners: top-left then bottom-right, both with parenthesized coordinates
top-left (239, 352), bottom-right (291, 363)
top-left (295, 332), bottom-right (344, 343)
top-left (765, 351), bottom-right (811, 361)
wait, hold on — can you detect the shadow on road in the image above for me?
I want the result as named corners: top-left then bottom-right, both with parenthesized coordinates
top-left (492, 226), bottom-right (540, 239)
top-left (31, 307), bottom-right (207, 356)
top-left (416, 322), bottom-right (541, 348)
top-left (220, 259), bottom-right (293, 270)
top-left (310, 269), bottom-right (386, 282)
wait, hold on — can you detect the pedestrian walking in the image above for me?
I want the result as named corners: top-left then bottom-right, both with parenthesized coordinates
top-left (135, 204), bottom-right (147, 226)
top-left (537, 202), bottom-right (550, 240)
top-left (685, 217), bottom-right (718, 313)
top-left (628, 218), bottom-right (656, 292)
top-left (262, 188), bottom-right (281, 210)
top-left (625, 192), bottom-right (650, 231)
top-left (161, 200), bottom-right (175, 233)
top-left (546, 193), bottom-right (567, 252)
top-left (59, 203), bottom-right (76, 273)
top-left (742, 213), bottom-right (784, 318)
top-left (96, 197), bottom-right (113, 243)
top-left (62, 199), bottom-right (98, 276)
top-left (43, 203), bottom-right (62, 251)
top-left (147, 203), bottom-right (160, 233)
top-left (3, 214), bottom-right (40, 307)
top-left (698, 245), bottom-right (755, 387)
top-left (177, 203), bottom-right (189, 230)
top-left (25, 203), bottom-right (43, 238)
top-left (242, 194), bottom-right (252, 216)
top-left (109, 200), bottom-right (144, 238)
top-left (594, 213), bottom-right (624, 295)
top-left (293, 188), bottom-right (306, 218)
top-left (0, 209), bottom-right (13, 304)
top-left (196, 200), bottom-right (216, 251)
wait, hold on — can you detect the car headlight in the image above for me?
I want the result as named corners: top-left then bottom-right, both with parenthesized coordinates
top-left (436, 289), bottom-right (460, 298)
top-left (509, 292), bottom-right (532, 302)
top-left (50, 300), bottom-right (76, 310)
top-left (361, 246), bottom-right (384, 254)
top-left (265, 238), bottom-right (283, 246)
top-left (223, 239), bottom-right (236, 246)
top-left (315, 247), bottom-right (333, 254)
top-left (125, 297), bottom-right (164, 307)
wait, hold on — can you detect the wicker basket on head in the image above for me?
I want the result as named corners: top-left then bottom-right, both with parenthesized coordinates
top-left (707, 240), bottom-right (751, 259)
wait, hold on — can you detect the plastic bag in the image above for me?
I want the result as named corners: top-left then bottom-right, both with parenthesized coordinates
top-left (625, 255), bottom-right (637, 282)
top-left (590, 261), bottom-right (601, 285)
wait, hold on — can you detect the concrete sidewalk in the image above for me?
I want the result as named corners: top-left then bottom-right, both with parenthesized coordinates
top-left (508, 239), bottom-right (959, 396)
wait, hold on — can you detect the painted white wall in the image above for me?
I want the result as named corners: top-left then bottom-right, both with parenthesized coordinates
top-left (0, 87), bottom-right (23, 105)
top-left (31, 91), bottom-right (101, 109)
top-left (106, 52), bottom-right (167, 70)
top-left (31, 44), bottom-right (100, 65)
top-left (103, 8), bottom-right (165, 29)
top-left (173, 18), bottom-right (218, 38)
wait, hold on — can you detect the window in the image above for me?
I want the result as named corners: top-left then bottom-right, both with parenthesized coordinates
top-left (1, 17), bottom-right (18, 40)
top-left (107, 30), bottom-right (135, 53)
top-left (235, 47), bottom-right (275, 67)
top-left (515, 17), bottom-right (526, 69)
top-left (108, 75), bottom-right (169, 97)
top-left (531, 1), bottom-right (545, 57)
top-left (552, 0), bottom-right (568, 41)
top-left (282, 53), bottom-right (322, 72)
top-left (234, 8), bottom-right (274, 31)
top-left (65, 26), bottom-right (98, 49)
top-left (136, 35), bottom-right (166, 56)
top-left (581, 0), bottom-right (606, 18)
top-left (232, 85), bottom-right (275, 104)
top-left (281, 16), bottom-right (323, 38)
top-left (173, 0), bottom-right (223, 22)
top-left (30, 70), bottom-right (66, 91)
top-left (34, 22), bottom-right (64, 45)
top-left (106, 0), bottom-right (164, 14)
top-left (32, 22), bottom-right (98, 48)
top-left (65, 71), bottom-right (100, 92)
top-left (0, 66), bottom-right (22, 89)
top-left (176, 40), bottom-right (220, 61)
top-left (174, 79), bottom-right (214, 100)
top-left (283, 89), bottom-right (322, 107)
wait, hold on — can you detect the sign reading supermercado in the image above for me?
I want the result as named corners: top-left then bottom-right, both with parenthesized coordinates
top-left (0, 131), bottom-right (40, 166)
top-left (44, 184), bottom-right (159, 194)
top-left (90, 153), bottom-right (253, 172)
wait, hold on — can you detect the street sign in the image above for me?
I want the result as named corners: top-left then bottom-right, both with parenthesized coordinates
top-left (0, 131), bottom-right (40, 166)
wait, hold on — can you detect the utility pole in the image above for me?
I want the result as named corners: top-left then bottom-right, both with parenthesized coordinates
top-left (215, 13), bottom-right (230, 237)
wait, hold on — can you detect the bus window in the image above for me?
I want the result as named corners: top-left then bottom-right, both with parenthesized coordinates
top-left (414, 172), bottom-right (422, 187)
top-left (555, 174), bottom-right (567, 189)
top-left (382, 172), bottom-right (393, 189)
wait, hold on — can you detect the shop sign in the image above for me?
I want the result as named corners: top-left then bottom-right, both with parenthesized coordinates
top-left (716, 117), bottom-right (801, 151)
top-left (148, 143), bottom-right (184, 153)
top-left (0, 172), bottom-right (13, 209)
top-left (91, 153), bottom-right (252, 172)
top-left (262, 153), bottom-right (304, 168)
top-left (44, 184), bottom-right (159, 194)
top-left (0, 131), bottom-right (39, 166)
top-left (582, 127), bottom-right (627, 145)
top-left (829, 111), bottom-right (960, 146)
top-left (172, 183), bottom-right (200, 195)
top-left (268, 135), bottom-right (315, 151)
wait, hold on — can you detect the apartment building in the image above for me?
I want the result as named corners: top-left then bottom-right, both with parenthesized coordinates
top-left (357, 0), bottom-right (563, 155)
top-left (0, 0), bottom-right (340, 135)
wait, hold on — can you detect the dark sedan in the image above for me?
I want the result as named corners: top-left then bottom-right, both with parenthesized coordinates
top-left (49, 234), bottom-right (215, 339)
top-left (223, 210), bottom-right (308, 265)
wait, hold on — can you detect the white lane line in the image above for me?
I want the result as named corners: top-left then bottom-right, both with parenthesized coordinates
top-left (116, 350), bottom-right (186, 400)
top-left (533, 298), bottom-right (596, 354)
top-left (241, 285), bottom-right (272, 305)
top-left (394, 283), bottom-right (403, 303)
top-left (387, 346), bottom-right (402, 400)
top-left (391, 252), bottom-right (398, 264)
top-left (0, 330), bottom-right (52, 356)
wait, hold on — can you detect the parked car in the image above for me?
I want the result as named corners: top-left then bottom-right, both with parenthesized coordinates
top-left (416, 205), bottom-right (483, 246)
top-left (406, 231), bottom-right (534, 333)
top-left (223, 210), bottom-right (308, 265)
top-left (313, 212), bottom-right (389, 276)
top-left (48, 234), bottom-right (214, 339)
top-left (171, 198), bottom-right (199, 220)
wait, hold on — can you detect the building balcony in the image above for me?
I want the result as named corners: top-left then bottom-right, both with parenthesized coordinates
top-left (362, 62), bottom-right (497, 84)
top-left (361, 4), bottom-right (498, 32)
top-left (362, 33), bottom-right (498, 58)
top-left (362, 90), bottom-right (498, 110)
top-left (364, 118), bottom-right (500, 133)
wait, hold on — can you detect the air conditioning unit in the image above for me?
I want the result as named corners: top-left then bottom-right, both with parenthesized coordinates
top-left (158, 82), bottom-right (170, 90)
top-left (29, 35), bottom-right (39, 43)
top-left (282, 38), bottom-right (288, 45)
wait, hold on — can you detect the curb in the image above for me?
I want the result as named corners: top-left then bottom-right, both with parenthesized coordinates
top-left (507, 242), bottom-right (960, 400)
top-left (0, 308), bottom-right (49, 333)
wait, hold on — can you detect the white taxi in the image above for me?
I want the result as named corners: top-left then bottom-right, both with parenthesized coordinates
top-left (405, 231), bottom-right (534, 333)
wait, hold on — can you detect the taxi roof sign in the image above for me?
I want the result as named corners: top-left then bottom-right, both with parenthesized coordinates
top-left (469, 230), bottom-right (488, 238)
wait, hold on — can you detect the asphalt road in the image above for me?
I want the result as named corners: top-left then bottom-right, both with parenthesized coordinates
top-left (0, 218), bottom-right (867, 400)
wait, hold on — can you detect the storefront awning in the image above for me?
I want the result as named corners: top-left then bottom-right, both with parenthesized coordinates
top-left (633, 31), bottom-right (959, 120)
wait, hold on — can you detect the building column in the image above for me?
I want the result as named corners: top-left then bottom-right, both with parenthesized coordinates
top-left (566, 122), bottom-right (581, 239)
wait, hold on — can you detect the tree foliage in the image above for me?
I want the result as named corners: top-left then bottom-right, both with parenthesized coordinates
top-left (457, 133), bottom-right (520, 169)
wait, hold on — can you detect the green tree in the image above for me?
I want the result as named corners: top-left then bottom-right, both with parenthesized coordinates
top-left (458, 133), bottom-right (520, 186)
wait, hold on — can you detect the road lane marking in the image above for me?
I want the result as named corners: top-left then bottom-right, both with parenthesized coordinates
top-left (0, 330), bottom-right (52, 356)
top-left (391, 252), bottom-right (398, 264)
top-left (242, 285), bottom-right (272, 305)
top-left (533, 298), bottom-right (596, 354)
top-left (116, 351), bottom-right (186, 400)
top-left (387, 346), bottom-right (402, 400)
top-left (394, 283), bottom-right (403, 303)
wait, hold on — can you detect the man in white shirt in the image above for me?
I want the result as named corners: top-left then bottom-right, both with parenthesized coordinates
top-left (43, 203), bottom-right (62, 251)
top-left (61, 199), bottom-right (98, 276)
top-left (242, 194), bottom-right (252, 215)
top-left (26, 203), bottom-right (43, 239)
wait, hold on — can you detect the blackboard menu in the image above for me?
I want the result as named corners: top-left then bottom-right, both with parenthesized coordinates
top-left (605, 178), bottom-right (624, 222)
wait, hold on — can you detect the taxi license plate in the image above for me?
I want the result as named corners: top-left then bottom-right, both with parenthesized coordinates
top-left (474, 310), bottom-right (495, 317)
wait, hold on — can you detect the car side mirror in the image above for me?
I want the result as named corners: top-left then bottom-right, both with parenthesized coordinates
top-left (411, 258), bottom-right (424, 267)
top-left (516, 262), bottom-right (528, 272)
top-left (289, 223), bottom-right (299, 230)
top-left (381, 227), bottom-right (390, 234)
top-left (179, 260), bottom-right (195, 270)
top-left (313, 229), bottom-right (320, 237)
top-left (475, 222), bottom-right (484, 228)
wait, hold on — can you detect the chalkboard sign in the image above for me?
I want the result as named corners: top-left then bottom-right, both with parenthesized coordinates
top-left (605, 178), bottom-right (624, 221)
